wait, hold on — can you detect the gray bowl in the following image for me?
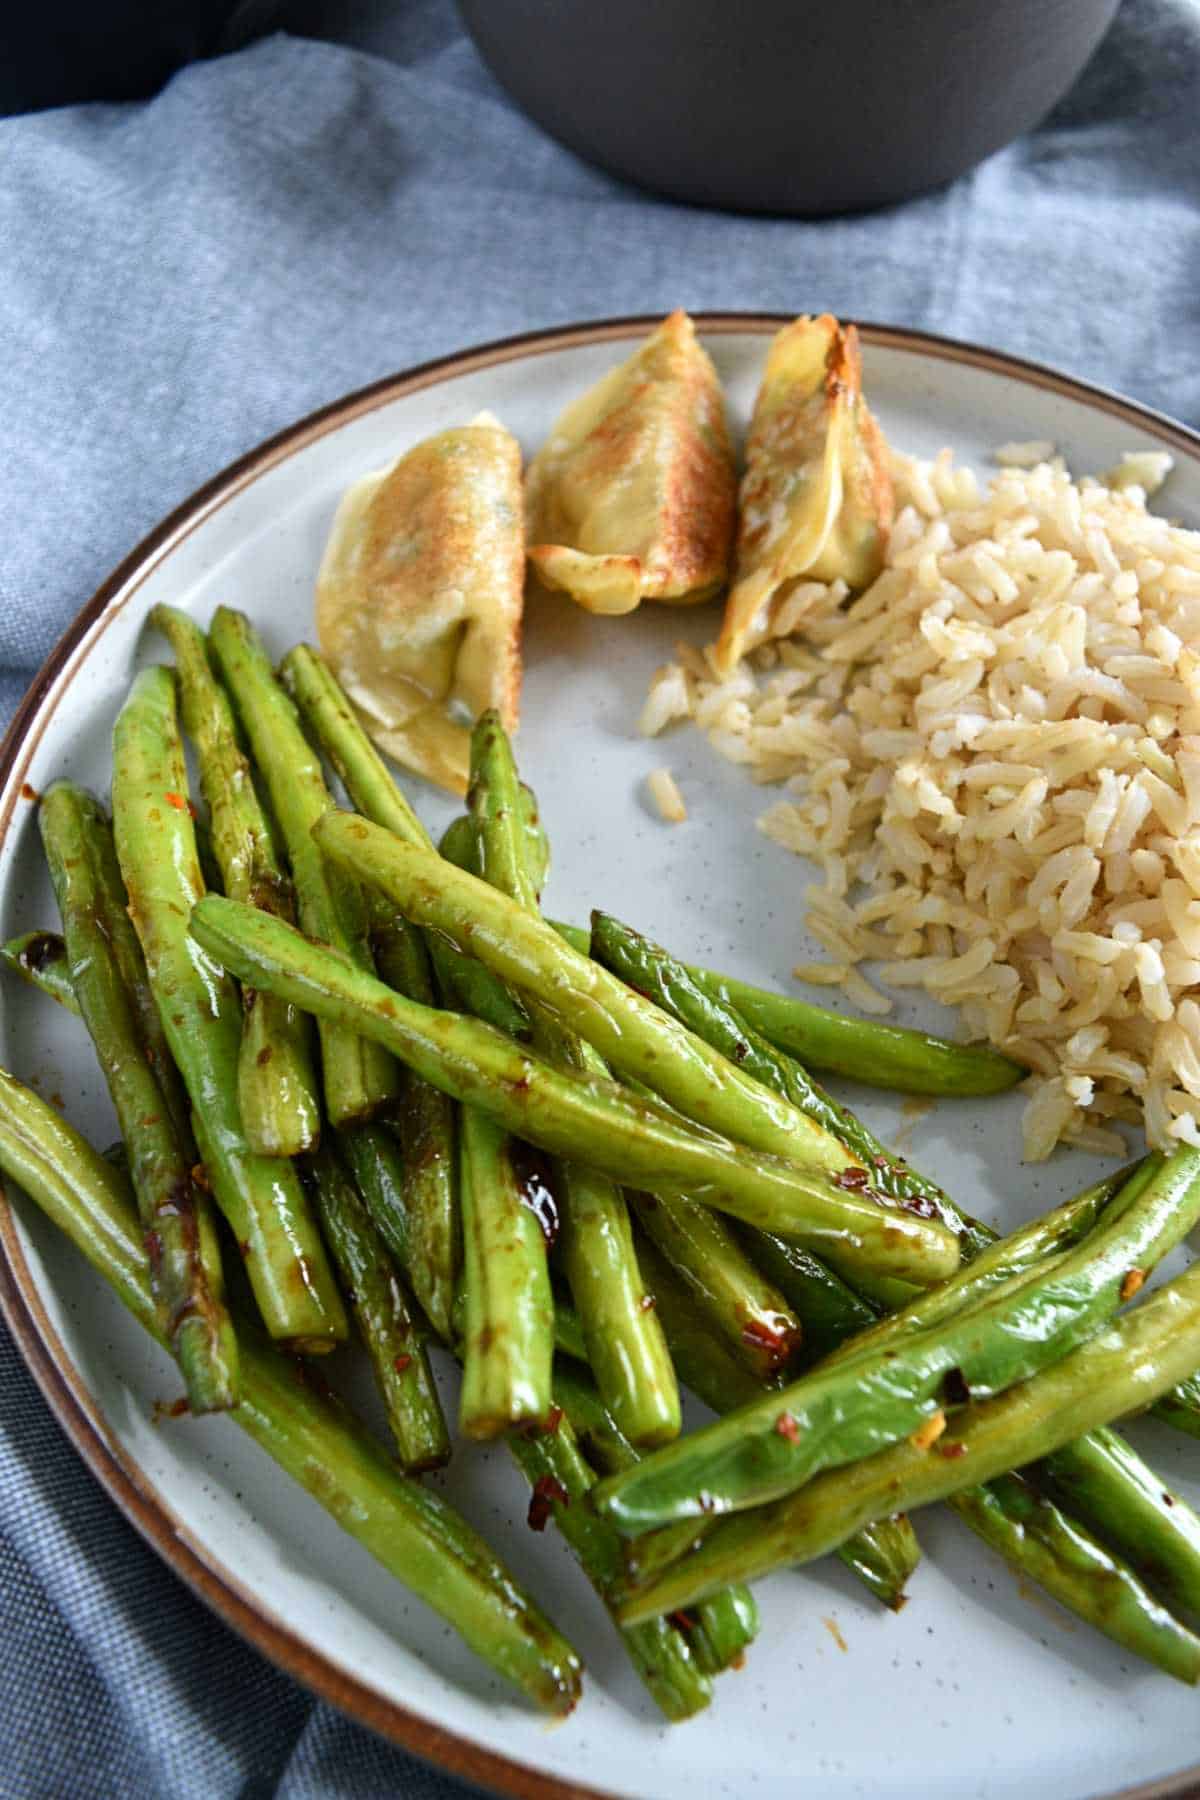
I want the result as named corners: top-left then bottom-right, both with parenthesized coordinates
top-left (457, 0), bottom-right (1120, 217)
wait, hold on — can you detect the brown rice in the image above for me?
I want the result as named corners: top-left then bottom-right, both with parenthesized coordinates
top-left (646, 446), bottom-right (1200, 1159)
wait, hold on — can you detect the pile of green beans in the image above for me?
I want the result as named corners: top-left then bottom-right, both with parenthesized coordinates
top-left (6, 619), bottom-right (1200, 1722)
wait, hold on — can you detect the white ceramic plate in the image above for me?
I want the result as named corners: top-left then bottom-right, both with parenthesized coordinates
top-left (3, 318), bottom-right (1200, 1800)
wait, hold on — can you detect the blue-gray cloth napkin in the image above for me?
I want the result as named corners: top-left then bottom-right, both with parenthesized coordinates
top-left (1, 3), bottom-right (1198, 1793)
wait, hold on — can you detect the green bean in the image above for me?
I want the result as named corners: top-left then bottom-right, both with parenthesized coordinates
top-left (280, 643), bottom-right (432, 847)
top-left (0, 1067), bottom-right (581, 1715)
top-left (279, 643), bottom-right (529, 1042)
top-left (947, 1474), bottom-right (1200, 1684)
top-left (631, 1234), bottom-right (920, 1611)
top-left (518, 780), bottom-right (550, 899)
top-left (425, 819), bottom-right (532, 1041)
top-left (337, 1122), bottom-right (409, 1272)
top-left (704, 974), bottom-right (1025, 1097)
top-left (455, 722), bottom-right (557, 1434)
top-left (810, 1168), bottom-right (1137, 1371)
top-left (209, 608), bottom-right (399, 1128)
top-left (323, 824), bottom-right (866, 1181)
top-left (556, 1163), bottom-right (681, 1449)
top-left (550, 921), bottom-right (1024, 1097)
top-left (312, 1112), bottom-right (703, 1715)
top-left (743, 1169), bottom-right (1159, 1619)
top-left (590, 911), bottom-right (990, 1255)
top-left (793, 1164), bottom-right (1195, 1608)
top-left (447, 810), bottom-right (680, 1440)
top-left (592, 1153), bottom-right (1198, 1533)
top-left (305, 1146), bottom-right (449, 1471)
top-left (80, 781), bottom-right (194, 1146)
top-left (737, 1227), bottom-right (878, 1369)
top-left (631, 1237), bottom-right (776, 1416)
top-left (660, 1150), bottom-right (1200, 1640)
top-left (39, 781), bottom-right (237, 1412)
top-left (151, 605), bottom-right (320, 1157)
top-left (505, 1413), bottom-right (712, 1720)
top-left (630, 1192), bottom-right (800, 1381)
top-left (191, 807), bottom-right (225, 896)
top-left (438, 814), bottom-right (480, 874)
top-left (551, 1361), bottom-right (759, 1675)
top-left (191, 890), bottom-right (961, 1289)
top-left (832, 1519), bottom-right (921, 1613)
top-left (456, 1104), bottom-right (554, 1436)
top-left (469, 716), bottom-right (541, 911)
top-left (682, 1589), bottom-right (760, 1678)
top-left (676, 951), bottom-right (1185, 1608)
top-left (112, 667), bottom-right (346, 1348)
top-left (1154, 1372), bottom-right (1200, 1439)
top-left (453, 1266), bottom-right (712, 1712)
top-left (553, 1299), bottom-right (591, 1367)
top-left (367, 907), bottom-right (460, 1345)
top-left (466, 716), bottom-right (680, 1446)
top-left (0, 930), bottom-right (79, 1014)
top-left (1039, 1427), bottom-right (1200, 1620)
top-left (618, 1254), bottom-right (1200, 1623)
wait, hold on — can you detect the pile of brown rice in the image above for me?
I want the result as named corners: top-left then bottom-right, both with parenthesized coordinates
top-left (642, 445), bottom-right (1200, 1159)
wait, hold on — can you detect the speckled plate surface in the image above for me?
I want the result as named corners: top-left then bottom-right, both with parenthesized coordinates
top-left (2, 318), bottom-right (1200, 1800)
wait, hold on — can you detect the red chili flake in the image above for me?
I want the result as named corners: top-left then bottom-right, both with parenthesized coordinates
top-left (775, 1411), bottom-right (801, 1445)
top-left (938, 1441), bottom-right (968, 1460)
top-left (668, 1610), bottom-right (696, 1633)
top-left (393, 1355), bottom-right (413, 1374)
top-left (544, 1405), bottom-right (564, 1434)
top-left (833, 1166), bottom-right (870, 1190)
top-left (900, 1194), bottom-right (939, 1219)
top-left (1164, 1492), bottom-right (1177, 1508)
top-left (741, 1317), bottom-right (790, 1367)
top-left (732, 1041), bottom-right (750, 1063)
top-left (639, 1293), bottom-right (657, 1313)
top-left (151, 1395), bottom-right (192, 1424)
top-left (1120, 1268), bottom-right (1146, 1301)
top-left (20, 782), bottom-right (39, 802)
top-left (164, 792), bottom-right (188, 812)
top-left (527, 1475), bottom-right (569, 1531)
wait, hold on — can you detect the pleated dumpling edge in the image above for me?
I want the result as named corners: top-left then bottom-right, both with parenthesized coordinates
top-left (525, 310), bottom-right (737, 616)
top-left (316, 413), bottom-right (524, 797)
top-left (714, 316), bottom-right (893, 675)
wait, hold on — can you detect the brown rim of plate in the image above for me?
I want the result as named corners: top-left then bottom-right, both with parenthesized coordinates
top-left (2, 314), bottom-right (1200, 1800)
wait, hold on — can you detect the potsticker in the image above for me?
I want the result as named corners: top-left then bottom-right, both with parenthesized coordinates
top-left (316, 413), bottom-right (524, 796)
top-left (714, 316), bottom-right (892, 674)
top-left (526, 310), bottom-right (736, 616)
